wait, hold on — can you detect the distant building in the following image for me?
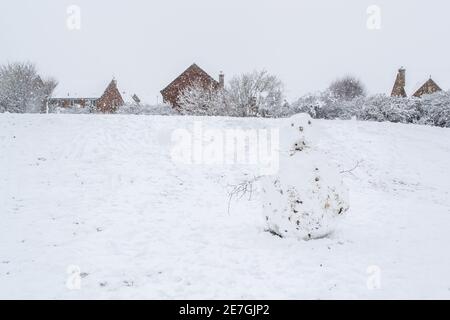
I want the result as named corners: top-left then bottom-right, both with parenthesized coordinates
top-left (160, 63), bottom-right (224, 109)
top-left (96, 79), bottom-right (125, 113)
top-left (391, 68), bottom-right (407, 97)
top-left (412, 78), bottom-right (442, 98)
top-left (48, 79), bottom-right (125, 113)
top-left (48, 97), bottom-right (98, 109)
top-left (390, 67), bottom-right (442, 98)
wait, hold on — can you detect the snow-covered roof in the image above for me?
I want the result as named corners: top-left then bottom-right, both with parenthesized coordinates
top-left (52, 79), bottom-right (142, 105)
top-left (52, 82), bottom-right (108, 98)
top-left (161, 63), bottom-right (219, 94)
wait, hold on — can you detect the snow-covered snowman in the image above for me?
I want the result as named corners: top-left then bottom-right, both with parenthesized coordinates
top-left (261, 113), bottom-right (349, 240)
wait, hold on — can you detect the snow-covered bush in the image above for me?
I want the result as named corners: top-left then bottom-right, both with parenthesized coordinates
top-left (358, 94), bottom-right (422, 123)
top-left (289, 76), bottom-right (366, 120)
top-left (52, 105), bottom-right (92, 114)
top-left (288, 93), bottom-right (323, 118)
top-left (0, 62), bottom-right (57, 113)
top-left (288, 76), bottom-right (448, 126)
top-left (49, 103), bottom-right (177, 115)
top-left (261, 114), bottom-right (349, 240)
top-left (419, 91), bottom-right (450, 128)
top-left (290, 91), bottom-right (361, 120)
top-left (290, 92), bottom-right (448, 126)
top-left (318, 92), bottom-right (364, 120)
top-left (117, 103), bottom-right (177, 115)
top-left (177, 81), bottom-right (229, 116)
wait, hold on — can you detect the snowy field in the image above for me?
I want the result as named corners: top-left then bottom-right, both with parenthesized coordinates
top-left (0, 113), bottom-right (449, 299)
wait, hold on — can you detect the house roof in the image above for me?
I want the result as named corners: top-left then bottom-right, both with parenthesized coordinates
top-left (160, 63), bottom-right (219, 94)
top-left (413, 78), bottom-right (442, 97)
top-left (51, 78), bottom-right (140, 104)
top-left (52, 83), bottom-right (105, 99)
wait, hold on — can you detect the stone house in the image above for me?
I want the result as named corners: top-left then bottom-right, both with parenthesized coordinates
top-left (391, 68), bottom-right (442, 98)
top-left (391, 68), bottom-right (407, 98)
top-left (412, 78), bottom-right (442, 98)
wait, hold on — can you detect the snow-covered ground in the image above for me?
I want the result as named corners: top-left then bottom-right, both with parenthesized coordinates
top-left (0, 113), bottom-right (449, 299)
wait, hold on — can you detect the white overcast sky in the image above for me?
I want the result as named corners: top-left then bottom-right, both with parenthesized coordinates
top-left (1, 0), bottom-right (449, 103)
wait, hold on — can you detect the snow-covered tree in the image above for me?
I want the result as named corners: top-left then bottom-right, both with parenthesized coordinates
top-left (0, 62), bottom-right (57, 113)
top-left (177, 81), bottom-right (229, 116)
top-left (40, 77), bottom-right (58, 99)
top-left (289, 92), bottom-right (323, 118)
top-left (227, 70), bottom-right (285, 117)
top-left (329, 76), bottom-right (366, 101)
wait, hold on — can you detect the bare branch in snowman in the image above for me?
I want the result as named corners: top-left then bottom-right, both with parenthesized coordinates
top-left (227, 175), bottom-right (263, 214)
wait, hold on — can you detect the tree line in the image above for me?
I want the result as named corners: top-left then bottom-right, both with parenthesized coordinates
top-left (1, 61), bottom-right (449, 128)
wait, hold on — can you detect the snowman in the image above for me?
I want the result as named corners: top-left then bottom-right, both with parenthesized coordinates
top-left (261, 113), bottom-right (349, 240)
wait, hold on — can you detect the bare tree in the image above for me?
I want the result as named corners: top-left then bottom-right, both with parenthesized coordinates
top-left (227, 70), bottom-right (285, 117)
top-left (0, 62), bottom-right (57, 113)
top-left (328, 76), bottom-right (366, 101)
top-left (41, 77), bottom-right (58, 98)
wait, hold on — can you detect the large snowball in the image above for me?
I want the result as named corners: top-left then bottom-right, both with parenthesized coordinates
top-left (261, 114), bottom-right (349, 240)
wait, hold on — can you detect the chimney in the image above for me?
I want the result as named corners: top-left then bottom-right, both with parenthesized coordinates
top-left (219, 71), bottom-right (224, 88)
top-left (398, 67), bottom-right (405, 87)
top-left (391, 67), bottom-right (407, 97)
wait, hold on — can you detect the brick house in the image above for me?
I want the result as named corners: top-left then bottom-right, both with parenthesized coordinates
top-left (96, 79), bottom-right (125, 113)
top-left (48, 78), bottom-right (124, 113)
top-left (160, 63), bottom-right (224, 109)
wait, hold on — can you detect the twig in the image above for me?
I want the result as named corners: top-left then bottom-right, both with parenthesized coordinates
top-left (340, 160), bottom-right (363, 174)
top-left (227, 175), bottom-right (262, 214)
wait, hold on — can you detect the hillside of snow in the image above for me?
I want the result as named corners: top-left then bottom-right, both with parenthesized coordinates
top-left (0, 114), bottom-right (449, 299)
